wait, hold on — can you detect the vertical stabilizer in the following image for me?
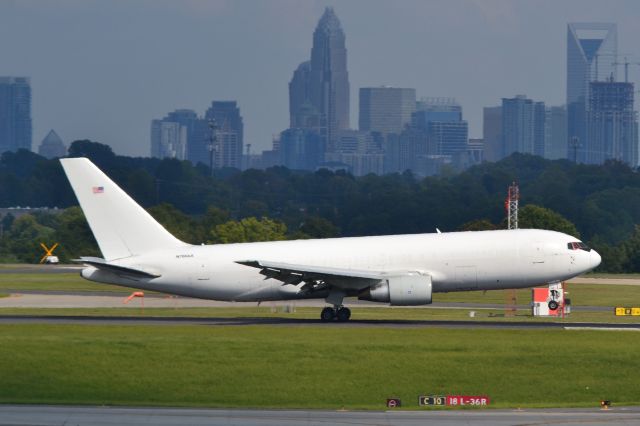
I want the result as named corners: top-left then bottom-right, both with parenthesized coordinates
top-left (60, 158), bottom-right (187, 261)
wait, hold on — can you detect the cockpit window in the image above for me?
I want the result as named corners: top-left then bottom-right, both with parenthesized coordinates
top-left (567, 242), bottom-right (591, 252)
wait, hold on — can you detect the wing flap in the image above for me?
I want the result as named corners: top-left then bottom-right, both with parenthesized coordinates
top-left (236, 260), bottom-right (383, 290)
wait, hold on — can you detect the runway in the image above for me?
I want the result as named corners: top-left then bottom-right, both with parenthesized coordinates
top-left (1, 405), bottom-right (639, 426)
top-left (1, 314), bottom-right (639, 329)
top-left (0, 292), bottom-right (615, 312)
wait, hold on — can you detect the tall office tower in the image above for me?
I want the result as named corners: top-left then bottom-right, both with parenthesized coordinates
top-left (359, 87), bottom-right (416, 135)
top-left (533, 102), bottom-right (546, 157)
top-left (151, 109), bottom-right (201, 162)
top-left (158, 110), bottom-right (208, 165)
top-left (467, 139), bottom-right (484, 164)
top-left (483, 106), bottom-right (503, 162)
top-left (413, 98), bottom-right (468, 156)
top-left (397, 125), bottom-right (430, 172)
top-left (289, 7), bottom-right (349, 152)
top-left (0, 77), bottom-right (32, 154)
top-left (567, 23), bottom-right (617, 162)
top-left (289, 62), bottom-right (318, 128)
top-left (502, 95), bottom-right (545, 157)
top-left (150, 120), bottom-right (187, 160)
top-left (545, 106), bottom-right (568, 160)
top-left (279, 128), bottom-right (323, 171)
top-left (394, 98), bottom-right (467, 176)
top-left (586, 80), bottom-right (638, 166)
top-left (325, 129), bottom-right (384, 176)
top-left (38, 130), bottom-right (67, 159)
top-left (204, 101), bottom-right (244, 169)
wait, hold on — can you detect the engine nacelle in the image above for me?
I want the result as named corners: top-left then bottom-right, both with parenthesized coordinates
top-left (359, 273), bottom-right (432, 306)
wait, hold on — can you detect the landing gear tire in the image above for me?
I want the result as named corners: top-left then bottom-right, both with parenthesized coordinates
top-left (320, 307), bottom-right (336, 322)
top-left (548, 300), bottom-right (559, 311)
top-left (336, 307), bottom-right (351, 322)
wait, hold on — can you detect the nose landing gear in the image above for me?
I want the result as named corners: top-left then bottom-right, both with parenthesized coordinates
top-left (320, 306), bottom-right (351, 322)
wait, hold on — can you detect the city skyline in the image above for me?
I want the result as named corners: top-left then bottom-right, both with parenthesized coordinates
top-left (2, 1), bottom-right (640, 156)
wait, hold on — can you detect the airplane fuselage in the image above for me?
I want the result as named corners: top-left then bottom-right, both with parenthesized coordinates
top-left (82, 228), bottom-right (599, 303)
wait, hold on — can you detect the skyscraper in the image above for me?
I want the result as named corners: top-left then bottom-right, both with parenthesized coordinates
top-left (482, 106), bottom-right (502, 162)
top-left (0, 77), bottom-right (32, 154)
top-left (279, 128), bottom-right (323, 171)
top-left (38, 130), bottom-right (66, 159)
top-left (586, 80), bottom-right (638, 166)
top-left (533, 102), bottom-right (546, 157)
top-left (395, 98), bottom-right (468, 176)
top-left (205, 101), bottom-right (244, 169)
top-left (502, 95), bottom-right (545, 157)
top-left (289, 7), bottom-right (350, 152)
top-left (414, 98), bottom-right (468, 156)
top-left (544, 106), bottom-right (568, 160)
top-left (567, 23), bottom-right (617, 162)
top-left (150, 120), bottom-right (187, 160)
top-left (359, 87), bottom-right (416, 136)
top-left (289, 61), bottom-right (317, 129)
top-left (151, 109), bottom-right (202, 162)
top-left (326, 129), bottom-right (384, 176)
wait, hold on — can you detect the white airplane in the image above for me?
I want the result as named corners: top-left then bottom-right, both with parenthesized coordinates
top-left (60, 158), bottom-right (601, 322)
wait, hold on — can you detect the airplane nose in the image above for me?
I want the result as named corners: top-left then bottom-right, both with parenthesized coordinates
top-left (591, 250), bottom-right (602, 269)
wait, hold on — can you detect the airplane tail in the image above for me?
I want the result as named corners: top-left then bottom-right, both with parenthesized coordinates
top-left (60, 157), bottom-right (187, 261)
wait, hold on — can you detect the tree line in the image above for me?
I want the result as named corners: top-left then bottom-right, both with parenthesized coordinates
top-left (1, 140), bottom-right (639, 272)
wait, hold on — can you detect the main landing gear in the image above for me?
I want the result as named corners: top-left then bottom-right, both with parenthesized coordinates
top-left (320, 306), bottom-right (351, 322)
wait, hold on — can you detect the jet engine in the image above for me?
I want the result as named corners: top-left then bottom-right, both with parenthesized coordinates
top-left (359, 273), bottom-right (432, 306)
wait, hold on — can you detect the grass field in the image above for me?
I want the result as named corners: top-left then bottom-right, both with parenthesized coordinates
top-left (0, 324), bottom-right (638, 409)
top-left (435, 283), bottom-right (640, 307)
top-left (0, 273), bottom-right (133, 293)
top-left (1, 267), bottom-right (639, 410)
top-left (0, 306), bottom-right (639, 324)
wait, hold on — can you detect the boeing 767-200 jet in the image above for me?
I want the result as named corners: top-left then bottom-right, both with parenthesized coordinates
top-left (60, 158), bottom-right (601, 321)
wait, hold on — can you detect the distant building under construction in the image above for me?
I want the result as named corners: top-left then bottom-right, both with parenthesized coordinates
top-left (586, 80), bottom-right (638, 166)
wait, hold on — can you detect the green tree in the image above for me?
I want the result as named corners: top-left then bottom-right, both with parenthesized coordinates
top-left (293, 216), bottom-right (340, 239)
top-left (67, 140), bottom-right (116, 167)
top-left (458, 219), bottom-right (498, 232)
top-left (210, 217), bottom-right (287, 244)
top-left (622, 225), bottom-right (640, 273)
top-left (519, 204), bottom-right (580, 238)
top-left (4, 215), bottom-right (56, 263)
top-left (589, 236), bottom-right (625, 273)
top-left (148, 203), bottom-right (200, 243)
top-left (53, 207), bottom-right (99, 261)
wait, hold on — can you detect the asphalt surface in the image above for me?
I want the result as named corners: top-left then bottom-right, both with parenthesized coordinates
top-left (1, 405), bottom-right (639, 426)
top-left (0, 314), bottom-right (638, 329)
top-left (0, 293), bottom-right (616, 315)
top-left (0, 291), bottom-right (614, 313)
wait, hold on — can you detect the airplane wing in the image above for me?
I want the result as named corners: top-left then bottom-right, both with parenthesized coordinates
top-left (235, 260), bottom-right (383, 291)
top-left (75, 257), bottom-right (161, 279)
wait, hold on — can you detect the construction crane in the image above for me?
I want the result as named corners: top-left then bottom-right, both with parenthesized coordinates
top-left (611, 56), bottom-right (640, 83)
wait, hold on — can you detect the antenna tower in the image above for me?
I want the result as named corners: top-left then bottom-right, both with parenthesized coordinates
top-left (507, 182), bottom-right (519, 230)
top-left (505, 182), bottom-right (519, 316)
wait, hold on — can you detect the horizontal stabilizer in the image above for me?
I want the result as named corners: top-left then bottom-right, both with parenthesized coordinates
top-left (75, 257), bottom-right (161, 279)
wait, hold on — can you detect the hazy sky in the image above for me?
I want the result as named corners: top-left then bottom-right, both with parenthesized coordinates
top-left (2, 0), bottom-right (640, 157)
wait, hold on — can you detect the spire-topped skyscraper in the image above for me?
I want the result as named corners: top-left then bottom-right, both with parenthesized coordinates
top-left (566, 23), bottom-right (617, 162)
top-left (289, 7), bottom-right (350, 153)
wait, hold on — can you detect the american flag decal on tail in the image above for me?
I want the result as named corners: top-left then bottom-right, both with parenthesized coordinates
top-left (92, 186), bottom-right (104, 194)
